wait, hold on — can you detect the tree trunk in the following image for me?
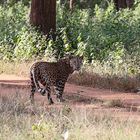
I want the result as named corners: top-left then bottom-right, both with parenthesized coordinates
top-left (126, 0), bottom-right (134, 8)
top-left (69, 0), bottom-right (75, 9)
top-left (114, 0), bottom-right (134, 10)
top-left (30, 0), bottom-right (56, 35)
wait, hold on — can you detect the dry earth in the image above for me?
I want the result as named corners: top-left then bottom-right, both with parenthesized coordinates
top-left (0, 74), bottom-right (140, 120)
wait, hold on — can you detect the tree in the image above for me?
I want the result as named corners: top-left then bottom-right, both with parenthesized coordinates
top-left (30, 0), bottom-right (56, 35)
top-left (126, 0), bottom-right (134, 8)
top-left (60, 0), bottom-right (75, 9)
top-left (114, 0), bottom-right (134, 10)
top-left (70, 0), bottom-right (75, 9)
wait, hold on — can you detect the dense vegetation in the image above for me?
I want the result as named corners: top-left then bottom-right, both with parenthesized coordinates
top-left (0, 0), bottom-right (140, 75)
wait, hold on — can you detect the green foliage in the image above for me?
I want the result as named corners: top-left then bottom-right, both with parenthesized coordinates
top-left (0, 2), bottom-right (28, 60)
top-left (59, 0), bottom-right (110, 10)
top-left (0, 2), bottom-right (47, 60)
top-left (56, 2), bottom-right (140, 64)
top-left (0, 1), bottom-right (140, 74)
top-left (0, 0), bottom-right (30, 6)
top-left (14, 26), bottom-right (47, 60)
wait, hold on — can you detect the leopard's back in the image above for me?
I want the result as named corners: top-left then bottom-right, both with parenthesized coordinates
top-left (30, 61), bottom-right (70, 86)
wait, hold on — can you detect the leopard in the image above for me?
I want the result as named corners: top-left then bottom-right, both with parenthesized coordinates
top-left (30, 55), bottom-right (83, 104)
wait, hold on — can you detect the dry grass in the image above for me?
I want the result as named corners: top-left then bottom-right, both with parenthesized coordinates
top-left (103, 99), bottom-right (125, 108)
top-left (0, 60), bottom-right (32, 77)
top-left (69, 62), bottom-right (140, 92)
top-left (0, 94), bottom-right (140, 140)
top-left (69, 69), bottom-right (140, 92)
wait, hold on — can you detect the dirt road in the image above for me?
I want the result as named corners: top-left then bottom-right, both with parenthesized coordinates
top-left (0, 74), bottom-right (140, 120)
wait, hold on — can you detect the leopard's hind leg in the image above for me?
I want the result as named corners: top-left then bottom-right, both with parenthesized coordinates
top-left (45, 85), bottom-right (54, 105)
top-left (41, 80), bottom-right (54, 105)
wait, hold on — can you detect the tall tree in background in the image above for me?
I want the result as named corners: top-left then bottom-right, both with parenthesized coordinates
top-left (114, 0), bottom-right (134, 10)
top-left (60, 0), bottom-right (75, 10)
top-left (30, 0), bottom-right (56, 35)
top-left (70, 0), bottom-right (75, 9)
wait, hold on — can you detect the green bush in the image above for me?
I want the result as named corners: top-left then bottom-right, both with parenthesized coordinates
top-left (14, 26), bottom-right (47, 60)
top-left (0, 2), bottom-right (28, 60)
top-left (0, 1), bottom-right (140, 74)
top-left (0, 0), bottom-right (30, 6)
top-left (57, 2), bottom-right (140, 64)
top-left (0, 2), bottom-right (47, 60)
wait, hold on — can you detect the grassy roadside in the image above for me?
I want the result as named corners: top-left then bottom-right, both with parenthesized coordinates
top-left (0, 60), bottom-right (140, 92)
top-left (0, 94), bottom-right (140, 140)
top-left (69, 70), bottom-right (140, 92)
top-left (0, 61), bottom-right (32, 77)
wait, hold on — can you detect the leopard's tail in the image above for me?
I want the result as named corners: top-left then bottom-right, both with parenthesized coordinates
top-left (30, 70), bottom-right (35, 92)
top-left (30, 69), bottom-right (46, 95)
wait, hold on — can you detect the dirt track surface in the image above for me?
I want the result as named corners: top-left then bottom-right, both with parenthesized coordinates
top-left (0, 74), bottom-right (140, 120)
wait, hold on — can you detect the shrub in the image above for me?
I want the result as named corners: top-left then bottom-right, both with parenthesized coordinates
top-left (0, 1), bottom-right (140, 76)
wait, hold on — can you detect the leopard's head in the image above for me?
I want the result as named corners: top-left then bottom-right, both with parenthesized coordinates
top-left (69, 55), bottom-right (83, 71)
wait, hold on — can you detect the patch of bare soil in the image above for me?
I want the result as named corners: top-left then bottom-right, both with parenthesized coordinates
top-left (0, 74), bottom-right (140, 120)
